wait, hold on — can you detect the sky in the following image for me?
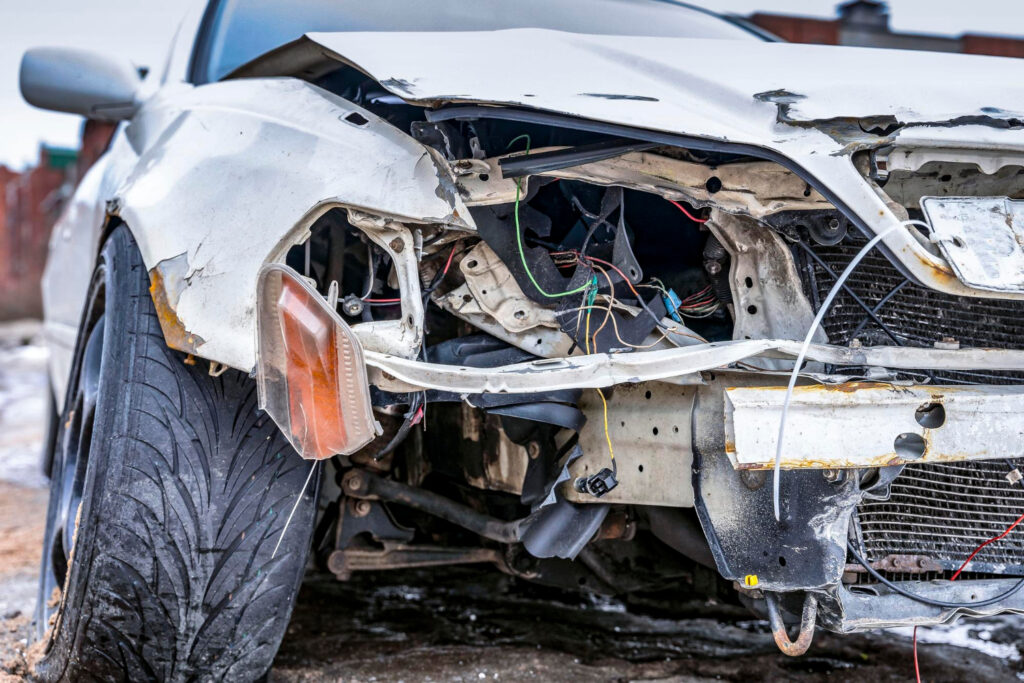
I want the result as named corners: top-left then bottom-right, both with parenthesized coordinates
top-left (2, 0), bottom-right (1024, 170)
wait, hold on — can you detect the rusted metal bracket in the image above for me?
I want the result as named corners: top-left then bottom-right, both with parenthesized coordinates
top-left (328, 543), bottom-right (506, 580)
top-left (844, 554), bottom-right (943, 575)
top-left (765, 592), bottom-right (818, 657)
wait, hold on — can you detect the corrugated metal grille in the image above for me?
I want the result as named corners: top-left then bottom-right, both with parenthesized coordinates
top-left (794, 232), bottom-right (1024, 577)
top-left (793, 234), bottom-right (1024, 384)
top-left (857, 459), bottom-right (1024, 576)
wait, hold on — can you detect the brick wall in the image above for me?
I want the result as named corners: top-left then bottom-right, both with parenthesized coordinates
top-left (0, 121), bottom-right (116, 321)
top-left (750, 5), bottom-right (1024, 58)
top-left (749, 13), bottom-right (839, 45)
top-left (962, 34), bottom-right (1024, 59)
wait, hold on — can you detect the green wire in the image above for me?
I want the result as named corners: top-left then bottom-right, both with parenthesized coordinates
top-left (508, 134), bottom-right (592, 298)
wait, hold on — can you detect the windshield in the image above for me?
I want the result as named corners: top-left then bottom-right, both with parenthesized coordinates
top-left (194, 0), bottom-right (762, 83)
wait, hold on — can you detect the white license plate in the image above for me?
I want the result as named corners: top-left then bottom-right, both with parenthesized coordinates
top-left (921, 196), bottom-right (1024, 292)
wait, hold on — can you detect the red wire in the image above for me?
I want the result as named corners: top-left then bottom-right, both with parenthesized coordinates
top-left (911, 507), bottom-right (1024, 680)
top-left (951, 511), bottom-right (1024, 581)
top-left (668, 200), bottom-right (709, 223)
top-left (363, 298), bottom-right (401, 303)
top-left (584, 256), bottom-right (645, 301)
top-left (439, 243), bottom-right (458, 279)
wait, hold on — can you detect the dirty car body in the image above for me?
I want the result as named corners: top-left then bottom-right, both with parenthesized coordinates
top-left (36, 0), bottom-right (1024, 656)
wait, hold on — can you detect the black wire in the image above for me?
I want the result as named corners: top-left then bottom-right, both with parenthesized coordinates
top-left (846, 543), bottom-right (1024, 608)
top-left (372, 393), bottom-right (424, 461)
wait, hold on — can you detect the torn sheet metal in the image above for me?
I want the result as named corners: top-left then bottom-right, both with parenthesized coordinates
top-left (827, 581), bottom-right (1024, 632)
top-left (364, 339), bottom-right (1024, 395)
top-left (232, 31), bottom-right (1024, 302)
top-left (118, 78), bottom-right (472, 371)
top-left (726, 383), bottom-right (1024, 470)
top-left (708, 211), bottom-right (827, 349)
top-left (246, 31), bottom-right (1024, 136)
top-left (465, 148), bottom-right (830, 218)
top-left (921, 196), bottom-right (1024, 293)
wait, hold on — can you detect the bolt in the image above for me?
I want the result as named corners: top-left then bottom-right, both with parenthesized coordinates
top-left (342, 297), bottom-right (364, 316)
top-left (527, 441), bottom-right (541, 460)
top-left (704, 260), bottom-right (722, 275)
top-left (740, 469), bottom-right (767, 491)
top-left (344, 471), bottom-right (364, 493)
top-left (389, 237), bottom-right (404, 253)
top-left (352, 499), bottom-right (372, 517)
top-left (822, 469), bottom-right (841, 482)
top-left (828, 217), bottom-right (841, 230)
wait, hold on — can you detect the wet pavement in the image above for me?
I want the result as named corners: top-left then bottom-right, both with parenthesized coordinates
top-left (0, 325), bottom-right (1022, 682)
top-left (272, 571), bottom-right (1024, 682)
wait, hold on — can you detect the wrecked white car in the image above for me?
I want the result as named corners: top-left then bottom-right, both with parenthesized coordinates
top-left (20, 0), bottom-right (1024, 677)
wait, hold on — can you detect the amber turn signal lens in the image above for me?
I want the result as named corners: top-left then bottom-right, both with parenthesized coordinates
top-left (256, 264), bottom-right (378, 459)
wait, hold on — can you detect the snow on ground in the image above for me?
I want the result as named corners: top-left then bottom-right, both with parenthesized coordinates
top-left (891, 614), bottom-right (1023, 662)
top-left (0, 321), bottom-right (48, 490)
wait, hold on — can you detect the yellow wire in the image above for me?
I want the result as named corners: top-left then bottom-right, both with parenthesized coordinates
top-left (584, 305), bottom-right (592, 354)
top-left (580, 305), bottom-right (669, 349)
top-left (594, 388), bottom-right (615, 467)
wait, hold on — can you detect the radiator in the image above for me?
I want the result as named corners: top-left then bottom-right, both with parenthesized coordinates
top-left (793, 232), bottom-right (1024, 385)
top-left (794, 231), bottom-right (1024, 578)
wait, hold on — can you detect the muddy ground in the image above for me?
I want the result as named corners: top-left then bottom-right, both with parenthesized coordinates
top-left (0, 327), bottom-right (1022, 682)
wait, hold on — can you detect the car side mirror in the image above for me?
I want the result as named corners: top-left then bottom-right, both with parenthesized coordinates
top-left (20, 47), bottom-right (142, 122)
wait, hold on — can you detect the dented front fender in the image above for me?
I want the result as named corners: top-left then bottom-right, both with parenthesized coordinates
top-left (116, 78), bottom-right (472, 371)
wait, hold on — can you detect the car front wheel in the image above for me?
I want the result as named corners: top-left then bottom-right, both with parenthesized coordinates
top-left (34, 226), bottom-right (318, 681)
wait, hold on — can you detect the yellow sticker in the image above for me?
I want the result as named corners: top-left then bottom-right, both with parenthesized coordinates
top-left (744, 574), bottom-right (759, 587)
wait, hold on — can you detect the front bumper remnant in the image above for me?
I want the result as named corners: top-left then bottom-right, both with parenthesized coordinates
top-left (725, 383), bottom-right (1024, 470)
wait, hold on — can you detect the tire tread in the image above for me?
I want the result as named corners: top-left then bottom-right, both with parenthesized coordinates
top-left (38, 228), bottom-right (315, 682)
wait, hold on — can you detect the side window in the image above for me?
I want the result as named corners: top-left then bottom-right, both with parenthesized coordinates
top-left (188, 0), bottom-right (226, 85)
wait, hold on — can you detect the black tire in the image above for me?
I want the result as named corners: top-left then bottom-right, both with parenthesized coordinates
top-left (34, 226), bottom-right (319, 681)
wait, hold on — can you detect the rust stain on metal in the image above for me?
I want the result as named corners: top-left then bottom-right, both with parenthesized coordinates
top-left (910, 245), bottom-right (960, 287)
top-left (767, 593), bottom-right (818, 657)
top-left (148, 255), bottom-right (206, 355)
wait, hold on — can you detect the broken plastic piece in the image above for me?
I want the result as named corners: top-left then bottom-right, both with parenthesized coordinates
top-left (256, 264), bottom-right (379, 460)
top-left (576, 468), bottom-right (619, 498)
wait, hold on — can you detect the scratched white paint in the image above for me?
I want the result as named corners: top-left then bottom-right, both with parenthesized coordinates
top-left (42, 27), bottom-right (1024, 378)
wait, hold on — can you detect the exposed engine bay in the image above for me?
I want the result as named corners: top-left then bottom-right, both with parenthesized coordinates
top-left (198, 58), bottom-right (1024, 656)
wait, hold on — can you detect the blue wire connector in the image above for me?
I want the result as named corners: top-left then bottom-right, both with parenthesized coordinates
top-left (662, 289), bottom-right (683, 323)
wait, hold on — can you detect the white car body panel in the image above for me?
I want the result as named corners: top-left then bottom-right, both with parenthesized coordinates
top-left (44, 77), bottom-right (472, 388)
top-left (301, 29), bottom-right (1024, 132)
top-left (42, 27), bottom-right (1024, 394)
top-left (287, 30), bottom-right (1024, 301)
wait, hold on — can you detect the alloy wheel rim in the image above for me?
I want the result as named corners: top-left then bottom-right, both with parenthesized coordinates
top-left (40, 314), bottom-right (104, 624)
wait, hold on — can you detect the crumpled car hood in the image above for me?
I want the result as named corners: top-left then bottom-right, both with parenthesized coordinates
top-left (276, 29), bottom-right (1024, 148)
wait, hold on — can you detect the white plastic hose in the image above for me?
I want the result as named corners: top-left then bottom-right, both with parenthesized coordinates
top-left (772, 221), bottom-right (922, 521)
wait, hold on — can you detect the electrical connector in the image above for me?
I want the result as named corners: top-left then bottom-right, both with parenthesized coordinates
top-left (662, 288), bottom-right (683, 323)
top-left (576, 468), bottom-right (619, 498)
